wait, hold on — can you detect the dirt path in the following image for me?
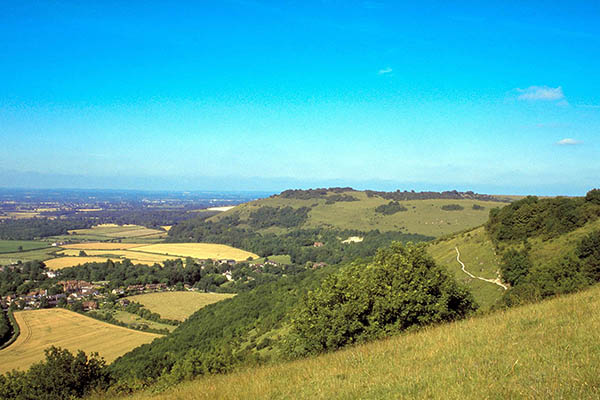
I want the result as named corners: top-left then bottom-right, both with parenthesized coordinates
top-left (455, 246), bottom-right (508, 290)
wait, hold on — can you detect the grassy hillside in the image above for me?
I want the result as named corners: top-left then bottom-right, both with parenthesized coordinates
top-left (0, 309), bottom-right (161, 373)
top-left (428, 227), bottom-right (505, 310)
top-left (117, 284), bottom-right (600, 400)
top-left (209, 190), bottom-right (508, 238)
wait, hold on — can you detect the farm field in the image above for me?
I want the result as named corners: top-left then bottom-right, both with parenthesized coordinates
top-left (120, 284), bottom-right (600, 400)
top-left (0, 240), bottom-right (51, 253)
top-left (0, 308), bottom-right (161, 373)
top-left (68, 224), bottom-right (167, 240)
top-left (57, 249), bottom-right (183, 265)
top-left (127, 292), bottom-right (235, 321)
top-left (211, 190), bottom-right (509, 237)
top-left (62, 242), bottom-right (145, 250)
top-left (250, 254), bottom-right (292, 265)
top-left (0, 247), bottom-right (60, 265)
top-left (44, 256), bottom-right (117, 270)
top-left (133, 243), bottom-right (259, 261)
top-left (109, 311), bottom-right (176, 332)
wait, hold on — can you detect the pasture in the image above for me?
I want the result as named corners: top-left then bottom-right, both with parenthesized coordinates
top-left (62, 242), bottom-right (144, 250)
top-left (0, 309), bottom-right (160, 373)
top-left (0, 240), bottom-right (51, 253)
top-left (68, 224), bottom-right (166, 240)
top-left (0, 247), bottom-right (60, 265)
top-left (127, 292), bottom-right (235, 321)
top-left (133, 243), bottom-right (259, 261)
top-left (119, 284), bottom-right (600, 400)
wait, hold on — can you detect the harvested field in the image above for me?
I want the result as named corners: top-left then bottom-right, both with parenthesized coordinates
top-left (44, 256), bottom-right (115, 270)
top-left (62, 242), bottom-right (144, 250)
top-left (133, 243), bottom-right (258, 261)
top-left (127, 292), bottom-right (235, 321)
top-left (0, 308), bottom-right (160, 373)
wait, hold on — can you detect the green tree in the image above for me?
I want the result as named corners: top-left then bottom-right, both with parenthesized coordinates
top-left (286, 242), bottom-right (476, 356)
top-left (500, 249), bottom-right (532, 286)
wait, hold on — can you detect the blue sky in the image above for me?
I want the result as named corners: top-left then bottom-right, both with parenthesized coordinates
top-left (1, 0), bottom-right (599, 195)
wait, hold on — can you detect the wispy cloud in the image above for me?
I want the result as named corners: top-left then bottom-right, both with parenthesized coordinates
top-left (556, 138), bottom-right (582, 146)
top-left (516, 86), bottom-right (565, 101)
top-left (378, 67), bottom-right (392, 75)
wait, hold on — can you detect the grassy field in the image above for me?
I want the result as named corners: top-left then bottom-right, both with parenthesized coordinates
top-left (127, 292), bottom-right (235, 321)
top-left (211, 190), bottom-right (508, 237)
top-left (109, 311), bottom-right (176, 332)
top-left (117, 284), bottom-right (600, 400)
top-left (0, 240), bottom-right (51, 253)
top-left (133, 243), bottom-right (259, 261)
top-left (427, 226), bottom-right (505, 310)
top-left (250, 254), bottom-right (292, 265)
top-left (0, 247), bottom-right (60, 265)
top-left (0, 309), bottom-right (161, 373)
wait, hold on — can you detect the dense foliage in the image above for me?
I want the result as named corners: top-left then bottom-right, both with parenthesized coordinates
top-left (498, 230), bottom-right (600, 307)
top-left (365, 189), bottom-right (505, 202)
top-left (278, 187), bottom-right (356, 200)
top-left (0, 311), bottom-right (11, 347)
top-left (248, 206), bottom-right (310, 229)
top-left (441, 204), bottom-right (464, 211)
top-left (486, 193), bottom-right (600, 243)
top-left (0, 218), bottom-right (92, 240)
top-left (285, 242), bottom-right (477, 356)
top-left (374, 201), bottom-right (408, 215)
top-left (0, 346), bottom-right (111, 400)
top-left (110, 267), bottom-right (335, 384)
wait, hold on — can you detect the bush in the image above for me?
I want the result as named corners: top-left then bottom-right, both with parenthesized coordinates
top-left (285, 242), bottom-right (477, 356)
top-left (441, 204), bottom-right (464, 211)
top-left (500, 249), bottom-right (532, 286)
top-left (374, 201), bottom-right (408, 215)
top-left (0, 346), bottom-right (111, 399)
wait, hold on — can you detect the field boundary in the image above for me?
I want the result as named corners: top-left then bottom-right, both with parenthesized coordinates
top-left (0, 310), bottom-right (21, 351)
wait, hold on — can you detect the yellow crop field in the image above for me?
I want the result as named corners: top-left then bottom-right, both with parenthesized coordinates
top-left (127, 292), bottom-right (235, 321)
top-left (44, 256), bottom-right (116, 270)
top-left (58, 250), bottom-right (183, 265)
top-left (161, 225), bottom-right (172, 231)
top-left (0, 309), bottom-right (161, 373)
top-left (133, 243), bottom-right (258, 261)
top-left (62, 242), bottom-right (144, 250)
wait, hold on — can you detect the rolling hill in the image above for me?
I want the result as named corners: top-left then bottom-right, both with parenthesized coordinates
top-left (205, 188), bottom-right (510, 237)
top-left (114, 283), bottom-right (600, 400)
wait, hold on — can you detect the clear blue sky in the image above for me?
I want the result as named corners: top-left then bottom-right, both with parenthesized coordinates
top-left (1, 0), bottom-right (599, 195)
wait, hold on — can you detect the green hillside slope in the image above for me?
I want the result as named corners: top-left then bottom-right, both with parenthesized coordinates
top-left (118, 283), bottom-right (600, 400)
top-left (208, 189), bottom-right (509, 237)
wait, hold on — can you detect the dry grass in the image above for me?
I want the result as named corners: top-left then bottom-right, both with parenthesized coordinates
top-left (127, 292), bottom-right (235, 321)
top-left (68, 225), bottom-right (166, 240)
top-left (44, 256), bottom-right (116, 270)
top-left (57, 250), bottom-right (182, 265)
top-left (0, 309), bottom-right (161, 373)
top-left (133, 243), bottom-right (258, 261)
top-left (119, 285), bottom-right (600, 400)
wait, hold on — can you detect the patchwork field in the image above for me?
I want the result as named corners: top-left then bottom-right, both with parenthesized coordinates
top-left (120, 284), bottom-right (600, 400)
top-left (133, 243), bottom-right (259, 261)
top-left (0, 309), bottom-right (161, 373)
top-left (127, 292), bottom-right (236, 321)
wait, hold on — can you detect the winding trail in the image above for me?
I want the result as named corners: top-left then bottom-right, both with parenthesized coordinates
top-left (455, 246), bottom-right (508, 290)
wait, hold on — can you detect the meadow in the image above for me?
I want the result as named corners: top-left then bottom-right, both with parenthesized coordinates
top-left (211, 190), bottom-right (508, 237)
top-left (118, 284), bottom-right (600, 400)
top-left (127, 292), bottom-right (236, 321)
top-left (0, 247), bottom-right (60, 265)
top-left (110, 310), bottom-right (177, 332)
top-left (0, 240), bottom-right (51, 253)
top-left (68, 224), bottom-right (167, 240)
top-left (44, 256), bottom-right (122, 270)
top-left (57, 249), bottom-right (184, 266)
top-left (133, 243), bottom-right (259, 261)
top-left (0, 309), bottom-right (161, 373)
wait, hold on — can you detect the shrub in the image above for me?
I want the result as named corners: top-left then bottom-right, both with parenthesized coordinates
top-left (285, 242), bottom-right (477, 356)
